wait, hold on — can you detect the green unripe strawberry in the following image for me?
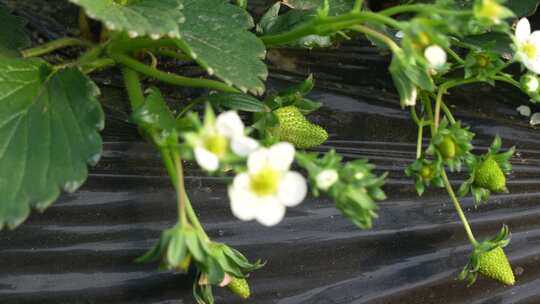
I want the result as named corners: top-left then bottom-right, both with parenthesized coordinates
top-left (227, 277), bottom-right (250, 299)
top-left (475, 157), bottom-right (507, 192)
top-left (478, 247), bottom-right (515, 286)
top-left (271, 106), bottom-right (328, 149)
top-left (437, 136), bottom-right (457, 160)
top-left (419, 164), bottom-right (435, 180)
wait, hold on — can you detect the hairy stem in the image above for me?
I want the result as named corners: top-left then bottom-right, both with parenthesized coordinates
top-left (111, 52), bottom-right (239, 93)
top-left (122, 67), bottom-right (145, 110)
top-left (416, 123), bottom-right (424, 159)
top-left (260, 11), bottom-right (402, 47)
top-left (349, 25), bottom-right (400, 53)
top-left (172, 151), bottom-right (188, 225)
top-left (441, 170), bottom-right (478, 246)
top-left (21, 38), bottom-right (94, 58)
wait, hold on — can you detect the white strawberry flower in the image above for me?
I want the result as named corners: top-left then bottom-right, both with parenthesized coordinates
top-left (316, 169), bottom-right (339, 191)
top-left (424, 45), bottom-right (447, 69)
top-left (515, 18), bottom-right (540, 74)
top-left (228, 142), bottom-right (307, 226)
top-left (187, 110), bottom-right (259, 172)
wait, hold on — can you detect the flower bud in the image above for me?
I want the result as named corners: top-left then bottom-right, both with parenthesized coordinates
top-left (424, 45), bottom-right (447, 69)
top-left (521, 74), bottom-right (539, 94)
top-left (316, 169), bottom-right (339, 190)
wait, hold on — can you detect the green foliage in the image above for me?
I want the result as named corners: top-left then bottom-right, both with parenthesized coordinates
top-left (405, 157), bottom-right (445, 196)
top-left (176, 0), bottom-right (267, 95)
top-left (0, 5), bottom-right (29, 56)
top-left (296, 150), bottom-right (387, 229)
top-left (427, 120), bottom-right (474, 172)
top-left (258, 3), bottom-right (333, 48)
top-left (0, 58), bottom-right (104, 230)
top-left (69, 0), bottom-right (185, 39)
top-left (282, 0), bottom-right (356, 15)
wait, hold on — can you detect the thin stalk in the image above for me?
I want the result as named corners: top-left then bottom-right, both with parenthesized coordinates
top-left (445, 46), bottom-right (465, 65)
top-left (349, 25), bottom-right (400, 53)
top-left (21, 38), bottom-right (93, 58)
top-left (172, 151), bottom-right (188, 225)
top-left (434, 78), bottom-right (478, 129)
top-left (122, 67), bottom-right (145, 110)
top-left (352, 0), bottom-right (363, 12)
top-left (441, 170), bottom-right (478, 246)
top-left (80, 58), bottom-right (116, 74)
top-left (111, 52), bottom-right (239, 93)
top-left (441, 102), bottom-right (456, 125)
top-left (421, 92), bottom-right (435, 135)
top-left (261, 11), bottom-right (402, 47)
top-left (493, 75), bottom-right (521, 90)
top-left (416, 123), bottom-right (424, 159)
top-left (155, 48), bottom-right (193, 62)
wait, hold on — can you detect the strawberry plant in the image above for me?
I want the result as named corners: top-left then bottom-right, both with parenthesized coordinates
top-left (1, 0), bottom-right (540, 302)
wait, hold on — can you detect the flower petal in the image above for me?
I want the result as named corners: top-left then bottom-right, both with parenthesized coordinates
top-left (277, 171), bottom-right (307, 207)
top-left (247, 147), bottom-right (270, 174)
top-left (530, 31), bottom-right (540, 47)
top-left (229, 180), bottom-right (258, 221)
top-left (268, 142), bottom-right (295, 172)
top-left (255, 197), bottom-right (286, 226)
top-left (194, 147), bottom-right (219, 171)
top-left (424, 45), bottom-right (447, 68)
top-left (516, 18), bottom-right (531, 43)
top-left (231, 136), bottom-right (259, 157)
top-left (216, 111), bottom-right (244, 138)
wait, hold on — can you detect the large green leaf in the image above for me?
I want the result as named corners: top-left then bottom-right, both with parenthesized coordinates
top-left (0, 5), bottom-right (30, 56)
top-left (506, 0), bottom-right (540, 16)
top-left (69, 0), bottom-right (184, 39)
top-left (176, 0), bottom-right (267, 95)
top-left (0, 58), bottom-right (104, 229)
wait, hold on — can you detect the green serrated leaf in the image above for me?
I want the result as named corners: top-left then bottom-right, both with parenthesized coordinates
top-left (0, 58), bottom-right (104, 229)
top-left (176, 0), bottom-right (267, 95)
top-left (69, 0), bottom-right (184, 39)
top-left (0, 5), bottom-right (30, 56)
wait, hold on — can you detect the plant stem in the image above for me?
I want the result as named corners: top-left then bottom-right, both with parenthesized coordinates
top-left (434, 78), bottom-right (478, 129)
top-left (122, 67), bottom-right (145, 110)
top-left (172, 151), bottom-right (188, 225)
top-left (111, 52), bottom-right (239, 93)
top-left (421, 92), bottom-right (435, 135)
top-left (155, 48), bottom-right (193, 62)
top-left (441, 170), bottom-right (478, 246)
top-left (441, 102), bottom-right (456, 125)
top-left (445, 46), bottom-right (465, 65)
top-left (416, 123), bottom-right (424, 159)
top-left (493, 75), bottom-right (521, 90)
top-left (353, 0), bottom-right (364, 12)
top-left (260, 11), bottom-right (402, 47)
top-left (81, 58), bottom-right (116, 74)
top-left (349, 25), bottom-right (400, 53)
top-left (21, 38), bottom-right (94, 58)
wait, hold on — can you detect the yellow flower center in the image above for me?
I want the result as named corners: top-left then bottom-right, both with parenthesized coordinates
top-left (250, 167), bottom-right (280, 196)
top-left (522, 42), bottom-right (538, 60)
top-left (203, 134), bottom-right (228, 157)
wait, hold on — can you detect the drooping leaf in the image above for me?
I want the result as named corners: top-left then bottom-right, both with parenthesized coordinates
top-left (461, 32), bottom-right (513, 56)
top-left (206, 93), bottom-right (268, 112)
top-left (0, 5), bottom-right (30, 56)
top-left (68, 0), bottom-right (184, 39)
top-left (258, 3), bottom-right (333, 49)
top-left (505, 0), bottom-right (540, 16)
top-left (176, 0), bottom-right (267, 95)
top-left (0, 58), bottom-right (104, 229)
top-left (283, 0), bottom-right (355, 15)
